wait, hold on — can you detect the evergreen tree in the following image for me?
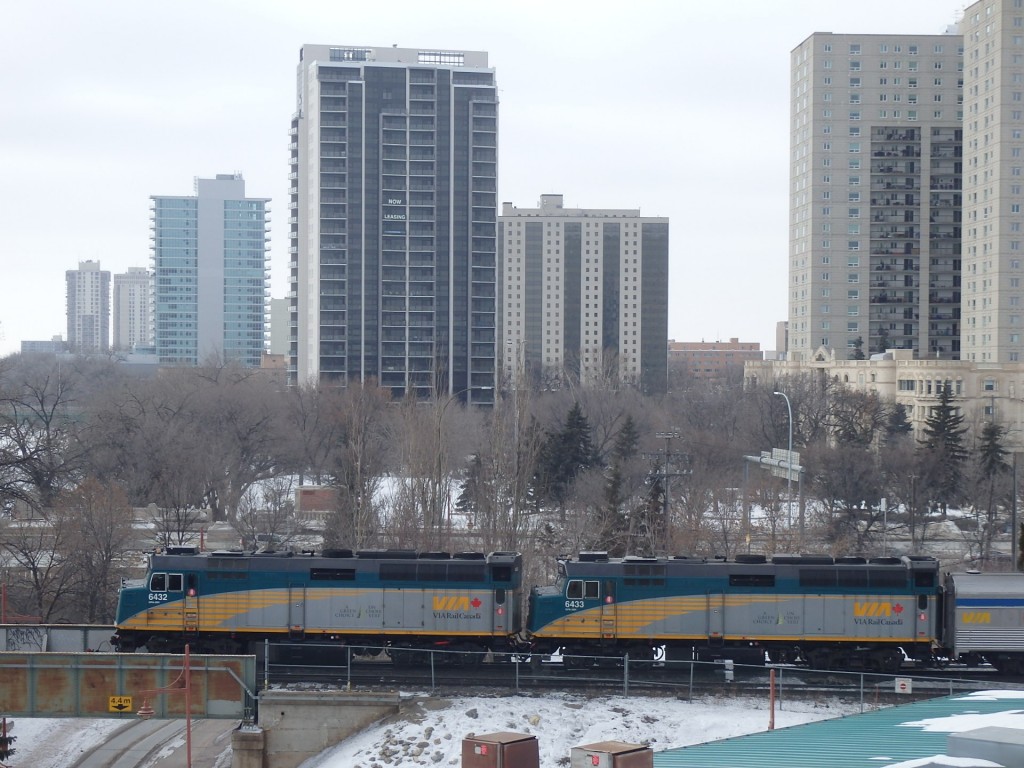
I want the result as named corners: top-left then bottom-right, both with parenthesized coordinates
top-left (532, 402), bottom-right (598, 513)
top-left (883, 402), bottom-right (913, 445)
top-left (918, 382), bottom-right (968, 514)
top-left (978, 421), bottom-right (1009, 479)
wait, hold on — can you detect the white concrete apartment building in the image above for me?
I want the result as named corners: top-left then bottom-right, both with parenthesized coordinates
top-left (757, 1), bottom-right (1024, 439)
top-left (65, 259), bottom-right (110, 353)
top-left (788, 31), bottom-right (964, 363)
top-left (499, 194), bottom-right (669, 393)
top-left (112, 267), bottom-right (153, 352)
top-left (961, 0), bottom-right (1024, 363)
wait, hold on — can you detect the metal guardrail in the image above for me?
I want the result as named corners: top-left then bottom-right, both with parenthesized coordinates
top-left (261, 642), bottom-right (1021, 712)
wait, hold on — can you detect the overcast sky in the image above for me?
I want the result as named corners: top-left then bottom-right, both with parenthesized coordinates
top-left (0, 0), bottom-right (967, 357)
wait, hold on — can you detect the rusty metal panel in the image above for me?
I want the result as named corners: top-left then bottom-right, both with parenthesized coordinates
top-left (0, 652), bottom-right (255, 719)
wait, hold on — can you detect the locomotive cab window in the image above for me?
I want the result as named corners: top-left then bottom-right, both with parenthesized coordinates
top-left (567, 580), bottom-right (600, 599)
top-left (149, 573), bottom-right (183, 592)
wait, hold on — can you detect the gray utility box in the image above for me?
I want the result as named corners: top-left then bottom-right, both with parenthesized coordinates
top-left (571, 741), bottom-right (653, 768)
top-left (948, 726), bottom-right (1024, 766)
top-left (462, 731), bottom-right (539, 768)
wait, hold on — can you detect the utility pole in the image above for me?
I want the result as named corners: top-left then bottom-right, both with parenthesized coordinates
top-left (643, 429), bottom-right (688, 553)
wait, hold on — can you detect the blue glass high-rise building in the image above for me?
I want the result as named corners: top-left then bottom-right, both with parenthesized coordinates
top-left (290, 45), bottom-right (497, 404)
top-left (151, 174), bottom-right (270, 367)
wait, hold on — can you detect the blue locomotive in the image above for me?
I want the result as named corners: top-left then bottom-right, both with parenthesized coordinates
top-left (527, 552), bottom-right (940, 672)
top-left (112, 548), bottom-right (523, 661)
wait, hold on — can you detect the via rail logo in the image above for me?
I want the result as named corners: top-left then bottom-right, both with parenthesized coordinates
top-left (853, 601), bottom-right (906, 626)
top-left (432, 595), bottom-right (484, 620)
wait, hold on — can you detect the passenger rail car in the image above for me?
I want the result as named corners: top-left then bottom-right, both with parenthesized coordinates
top-left (527, 552), bottom-right (941, 672)
top-left (112, 548), bottom-right (523, 659)
top-left (943, 571), bottom-right (1024, 674)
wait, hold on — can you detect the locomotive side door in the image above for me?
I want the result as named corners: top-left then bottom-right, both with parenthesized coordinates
top-left (288, 583), bottom-right (306, 639)
top-left (600, 580), bottom-right (617, 642)
top-left (183, 574), bottom-right (199, 634)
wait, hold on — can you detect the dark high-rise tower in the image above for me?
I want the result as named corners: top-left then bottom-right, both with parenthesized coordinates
top-left (290, 45), bottom-right (498, 404)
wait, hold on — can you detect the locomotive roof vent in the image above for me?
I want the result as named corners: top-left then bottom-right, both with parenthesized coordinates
top-left (418, 552), bottom-right (451, 559)
top-left (165, 546), bottom-right (199, 556)
top-left (210, 550), bottom-right (246, 557)
top-left (772, 554), bottom-right (835, 564)
top-left (454, 552), bottom-right (486, 560)
top-left (356, 549), bottom-right (418, 559)
top-left (321, 548), bottom-right (354, 558)
top-left (836, 556), bottom-right (867, 565)
top-left (734, 554), bottom-right (767, 564)
top-left (869, 557), bottom-right (903, 565)
top-left (578, 551), bottom-right (609, 562)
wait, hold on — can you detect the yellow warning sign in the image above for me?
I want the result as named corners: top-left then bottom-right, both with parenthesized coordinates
top-left (108, 695), bottom-right (133, 713)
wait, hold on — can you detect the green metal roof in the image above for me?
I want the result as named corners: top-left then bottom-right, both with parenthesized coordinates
top-left (655, 691), bottom-right (1024, 767)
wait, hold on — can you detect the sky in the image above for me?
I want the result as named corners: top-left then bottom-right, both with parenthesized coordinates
top-left (0, 0), bottom-right (968, 358)
top-left (15, 691), bottom-right (1024, 768)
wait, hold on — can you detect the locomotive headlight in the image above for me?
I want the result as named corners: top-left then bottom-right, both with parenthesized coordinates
top-left (497, 607), bottom-right (504, 615)
top-left (605, 596), bottom-right (613, 604)
top-left (187, 588), bottom-right (196, 597)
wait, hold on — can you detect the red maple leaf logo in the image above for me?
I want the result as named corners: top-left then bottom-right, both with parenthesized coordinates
top-left (471, 597), bottom-right (482, 608)
top-left (892, 603), bottom-right (904, 614)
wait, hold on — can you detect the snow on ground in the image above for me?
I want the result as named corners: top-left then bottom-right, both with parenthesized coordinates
top-left (6, 717), bottom-right (125, 767)
top-left (17, 690), bottom-right (1024, 768)
top-left (296, 692), bottom-right (864, 768)
top-left (7, 694), bottom-right (856, 768)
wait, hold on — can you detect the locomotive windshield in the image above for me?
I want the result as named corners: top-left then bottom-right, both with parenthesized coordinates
top-left (149, 573), bottom-right (183, 592)
top-left (567, 580), bottom-right (600, 599)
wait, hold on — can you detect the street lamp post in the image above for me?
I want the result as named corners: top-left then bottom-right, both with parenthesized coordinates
top-left (773, 391), bottom-right (794, 529)
top-left (136, 644), bottom-right (192, 768)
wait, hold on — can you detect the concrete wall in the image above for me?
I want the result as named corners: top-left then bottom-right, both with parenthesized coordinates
top-left (256, 690), bottom-right (400, 768)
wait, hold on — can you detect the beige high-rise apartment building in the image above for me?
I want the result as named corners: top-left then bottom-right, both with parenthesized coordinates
top-left (788, 31), bottom-right (964, 362)
top-left (66, 259), bottom-right (110, 353)
top-left (961, 0), bottom-right (1024, 363)
top-left (499, 194), bottom-right (669, 393)
top-left (112, 267), bottom-right (153, 352)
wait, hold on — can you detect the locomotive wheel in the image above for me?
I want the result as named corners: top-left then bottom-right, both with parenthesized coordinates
top-left (767, 648), bottom-right (796, 664)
